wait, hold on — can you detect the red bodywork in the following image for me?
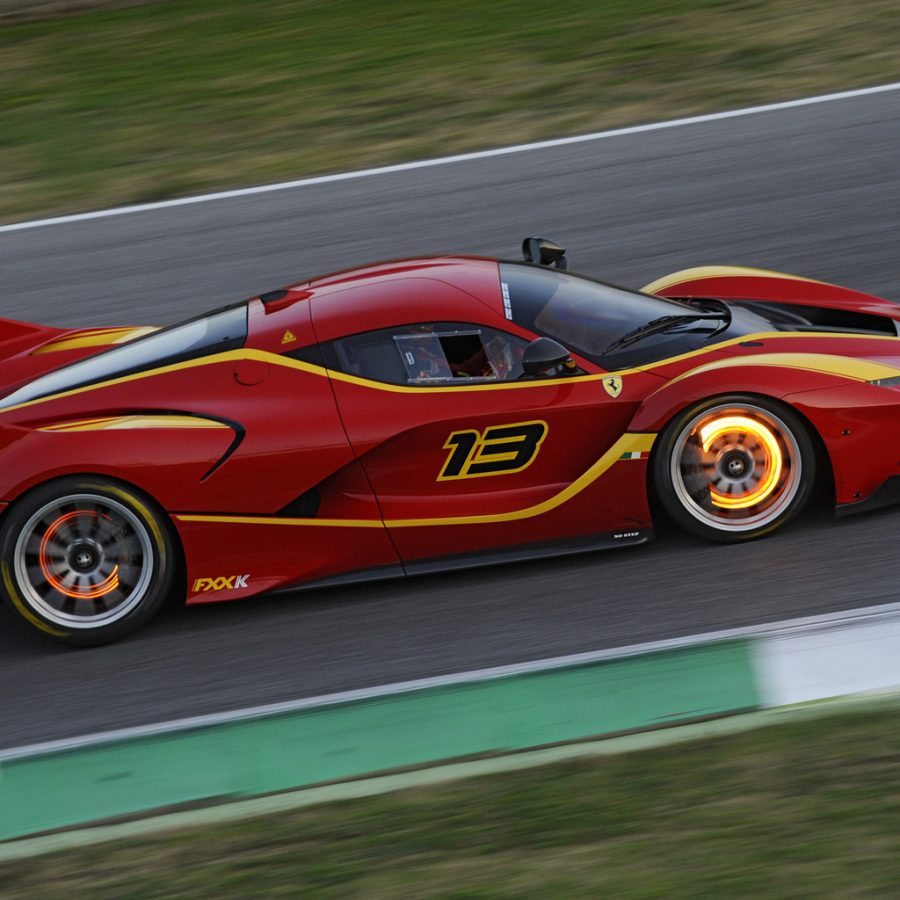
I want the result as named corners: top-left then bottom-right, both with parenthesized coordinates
top-left (0, 258), bottom-right (898, 606)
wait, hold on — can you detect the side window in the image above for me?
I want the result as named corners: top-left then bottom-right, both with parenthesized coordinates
top-left (330, 323), bottom-right (528, 385)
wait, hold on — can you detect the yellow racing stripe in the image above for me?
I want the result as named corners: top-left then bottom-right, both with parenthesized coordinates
top-left (664, 352), bottom-right (900, 386)
top-left (3, 331), bottom-right (899, 415)
top-left (641, 265), bottom-right (830, 295)
top-left (175, 433), bottom-right (656, 530)
top-left (32, 326), bottom-right (158, 354)
top-left (38, 415), bottom-right (230, 433)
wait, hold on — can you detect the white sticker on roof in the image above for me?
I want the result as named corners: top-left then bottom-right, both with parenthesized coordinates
top-left (501, 282), bottom-right (512, 319)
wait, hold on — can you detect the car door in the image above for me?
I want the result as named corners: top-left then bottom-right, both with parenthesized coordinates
top-left (312, 285), bottom-right (657, 568)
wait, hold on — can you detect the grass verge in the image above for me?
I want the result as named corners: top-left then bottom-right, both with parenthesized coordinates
top-left (2, 705), bottom-right (900, 897)
top-left (2, 0), bottom-right (900, 222)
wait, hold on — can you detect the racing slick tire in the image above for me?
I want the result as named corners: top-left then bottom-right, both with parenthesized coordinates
top-left (0, 477), bottom-right (176, 646)
top-left (653, 395), bottom-right (816, 543)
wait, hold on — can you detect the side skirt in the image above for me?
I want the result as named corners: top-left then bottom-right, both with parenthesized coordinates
top-left (835, 475), bottom-right (900, 518)
top-left (277, 529), bottom-right (653, 594)
top-left (404, 529), bottom-right (653, 576)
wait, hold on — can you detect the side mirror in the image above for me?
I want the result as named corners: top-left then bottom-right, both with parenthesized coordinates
top-left (522, 237), bottom-right (568, 269)
top-left (522, 337), bottom-right (576, 376)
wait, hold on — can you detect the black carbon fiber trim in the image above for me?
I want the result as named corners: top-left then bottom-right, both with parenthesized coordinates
top-left (278, 488), bottom-right (322, 518)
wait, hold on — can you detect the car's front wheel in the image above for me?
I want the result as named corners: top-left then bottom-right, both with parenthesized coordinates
top-left (653, 396), bottom-right (815, 542)
top-left (0, 478), bottom-right (176, 646)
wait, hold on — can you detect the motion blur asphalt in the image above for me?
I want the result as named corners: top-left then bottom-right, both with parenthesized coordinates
top-left (0, 89), bottom-right (898, 747)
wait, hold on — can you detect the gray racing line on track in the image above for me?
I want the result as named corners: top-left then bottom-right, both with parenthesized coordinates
top-left (0, 88), bottom-right (899, 747)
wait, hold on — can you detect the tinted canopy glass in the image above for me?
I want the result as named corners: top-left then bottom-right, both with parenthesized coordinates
top-left (328, 322), bottom-right (528, 385)
top-left (500, 262), bottom-right (694, 365)
top-left (0, 304), bottom-right (248, 410)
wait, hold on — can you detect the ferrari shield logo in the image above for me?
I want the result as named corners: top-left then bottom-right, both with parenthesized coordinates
top-left (602, 375), bottom-right (623, 398)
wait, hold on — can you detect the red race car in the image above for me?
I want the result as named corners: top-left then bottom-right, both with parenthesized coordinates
top-left (1, 237), bottom-right (899, 645)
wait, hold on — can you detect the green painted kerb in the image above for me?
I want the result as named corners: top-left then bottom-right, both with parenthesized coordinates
top-left (0, 639), bottom-right (758, 841)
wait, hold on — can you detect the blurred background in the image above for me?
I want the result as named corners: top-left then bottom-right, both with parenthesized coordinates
top-left (2, 0), bottom-right (899, 222)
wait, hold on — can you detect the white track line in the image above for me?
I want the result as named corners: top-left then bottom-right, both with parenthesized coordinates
top-left (3, 598), bottom-right (900, 762)
top-left (2, 81), bottom-right (899, 236)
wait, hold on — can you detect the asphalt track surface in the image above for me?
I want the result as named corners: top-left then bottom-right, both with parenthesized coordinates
top-left (1, 89), bottom-right (899, 748)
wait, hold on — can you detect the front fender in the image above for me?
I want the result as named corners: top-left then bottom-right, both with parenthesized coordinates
top-left (785, 381), bottom-right (900, 505)
top-left (628, 363), bottom-right (850, 434)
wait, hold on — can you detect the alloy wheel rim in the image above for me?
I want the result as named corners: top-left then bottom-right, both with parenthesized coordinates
top-left (14, 493), bottom-right (154, 628)
top-left (670, 404), bottom-right (802, 532)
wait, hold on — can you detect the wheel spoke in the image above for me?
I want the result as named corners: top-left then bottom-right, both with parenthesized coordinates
top-left (672, 404), bottom-right (804, 534)
top-left (12, 490), bottom-right (156, 629)
top-left (38, 531), bottom-right (66, 551)
top-left (75, 512), bottom-right (92, 538)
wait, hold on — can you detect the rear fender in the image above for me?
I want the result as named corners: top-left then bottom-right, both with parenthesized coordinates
top-left (0, 418), bottom-right (236, 509)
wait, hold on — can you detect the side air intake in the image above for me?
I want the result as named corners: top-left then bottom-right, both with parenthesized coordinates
top-left (278, 488), bottom-right (321, 518)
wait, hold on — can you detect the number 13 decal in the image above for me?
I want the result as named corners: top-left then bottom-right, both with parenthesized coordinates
top-left (438, 420), bottom-right (548, 481)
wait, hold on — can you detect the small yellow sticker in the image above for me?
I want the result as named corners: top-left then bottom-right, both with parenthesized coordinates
top-left (603, 375), bottom-right (623, 398)
top-left (281, 329), bottom-right (297, 344)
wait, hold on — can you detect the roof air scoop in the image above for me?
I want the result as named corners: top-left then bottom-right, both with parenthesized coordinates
top-left (522, 237), bottom-right (567, 269)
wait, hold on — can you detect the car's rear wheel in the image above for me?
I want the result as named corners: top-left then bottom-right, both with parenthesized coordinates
top-left (0, 478), bottom-right (175, 646)
top-left (653, 396), bottom-right (815, 542)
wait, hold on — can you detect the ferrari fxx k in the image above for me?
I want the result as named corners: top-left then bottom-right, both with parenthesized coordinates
top-left (2, 237), bottom-right (899, 645)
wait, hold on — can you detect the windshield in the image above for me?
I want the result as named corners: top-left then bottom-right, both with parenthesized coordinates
top-left (0, 304), bottom-right (248, 410)
top-left (500, 262), bottom-right (765, 369)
